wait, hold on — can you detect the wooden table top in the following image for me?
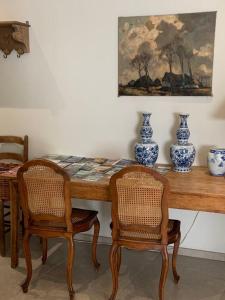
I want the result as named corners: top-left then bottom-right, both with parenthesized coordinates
top-left (70, 166), bottom-right (225, 214)
top-left (167, 166), bottom-right (225, 198)
top-left (1, 161), bottom-right (225, 214)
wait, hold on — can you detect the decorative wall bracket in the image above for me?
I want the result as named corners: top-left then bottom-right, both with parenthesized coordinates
top-left (0, 21), bottom-right (30, 58)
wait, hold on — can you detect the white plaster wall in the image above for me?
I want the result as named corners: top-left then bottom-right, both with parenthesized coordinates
top-left (0, 0), bottom-right (225, 253)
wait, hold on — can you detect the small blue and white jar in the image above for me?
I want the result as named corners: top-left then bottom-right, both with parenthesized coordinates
top-left (208, 148), bottom-right (225, 176)
top-left (135, 112), bottom-right (159, 167)
top-left (170, 113), bottom-right (195, 173)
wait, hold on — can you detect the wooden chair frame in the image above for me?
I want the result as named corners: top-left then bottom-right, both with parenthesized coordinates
top-left (0, 135), bottom-right (28, 256)
top-left (0, 135), bottom-right (28, 162)
top-left (17, 159), bottom-right (100, 300)
top-left (109, 165), bottom-right (181, 300)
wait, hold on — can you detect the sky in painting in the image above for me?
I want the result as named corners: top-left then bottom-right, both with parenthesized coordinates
top-left (118, 12), bottom-right (216, 85)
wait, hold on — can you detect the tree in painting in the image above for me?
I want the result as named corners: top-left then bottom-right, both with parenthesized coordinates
top-left (118, 12), bottom-right (216, 96)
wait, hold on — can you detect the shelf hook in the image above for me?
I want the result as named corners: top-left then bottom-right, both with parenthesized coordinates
top-left (17, 48), bottom-right (24, 58)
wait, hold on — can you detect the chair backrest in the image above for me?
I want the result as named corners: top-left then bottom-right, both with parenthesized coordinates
top-left (17, 159), bottom-right (73, 232)
top-left (109, 165), bottom-right (169, 244)
top-left (0, 135), bottom-right (28, 201)
top-left (0, 135), bottom-right (28, 163)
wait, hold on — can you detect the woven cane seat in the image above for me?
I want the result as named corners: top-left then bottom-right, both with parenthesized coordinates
top-left (119, 219), bottom-right (180, 242)
top-left (0, 163), bottom-right (20, 201)
top-left (71, 208), bottom-right (98, 225)
top-left (110, 219), bottom-right (180, 242)
top-left (32, 208), bottom-right (98, 230)
top-left (0, 178), bottom-right (9, 201)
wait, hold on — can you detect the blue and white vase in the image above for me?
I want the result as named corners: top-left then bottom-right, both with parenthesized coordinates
top-left (135, 113), bottom-right (159, 167)
top-left (208, 148), bottom-right (225, 176)
top-left (170, 113), bottom-right (195, 172)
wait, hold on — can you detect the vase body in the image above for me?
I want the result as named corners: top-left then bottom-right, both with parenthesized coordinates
top-left (170, 114), bottom-right (195, 172)
top-left (208, 148), bottom-right (225, 176)
top-left (135, 113), bottom-right (159, 167)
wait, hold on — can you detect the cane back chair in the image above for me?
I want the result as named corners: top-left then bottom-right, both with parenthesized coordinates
top-left (17, 159), bottom-right (100, 300)
top-left (109, 165), bottom-right (181, 300)
top-left (0, 135), bottom-right (28, 256)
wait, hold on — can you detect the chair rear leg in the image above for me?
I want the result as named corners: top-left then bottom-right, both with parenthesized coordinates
top-left (66, 235), bottom-right (75, 300)
top-left (42, 238), bottom-right (48, 265)
top-left (109, 243), bottom-right (119, 300)
top-left (21, 212), bottom-right (25, 236)
top-left (92, 218), bottom-right (100, 270)
top-left (117, 247), bottom-right (121, 273)
top-left (172, 232), bottom-right (181, 283)
top-left (21, 231), bottom-right (32, 293)
top-left (0, 201), bottom-right (6, 257)
top-left (159, 246), bottom-right (169, 300)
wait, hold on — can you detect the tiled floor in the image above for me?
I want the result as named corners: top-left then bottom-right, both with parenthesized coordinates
top-left (1, 237), bottom-right (225, 300)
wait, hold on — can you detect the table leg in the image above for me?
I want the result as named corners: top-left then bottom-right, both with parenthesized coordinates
top-left (0, 200), bottom-right (6, 256)
top-left (10, 181), bottom-right (19, 269)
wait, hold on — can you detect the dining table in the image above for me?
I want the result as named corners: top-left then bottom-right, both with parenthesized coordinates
top-left (1, 155), bottom-right (225, 269)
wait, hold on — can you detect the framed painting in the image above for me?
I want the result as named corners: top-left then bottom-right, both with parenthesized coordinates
top-left (118, 11), bottom-right (217, 96)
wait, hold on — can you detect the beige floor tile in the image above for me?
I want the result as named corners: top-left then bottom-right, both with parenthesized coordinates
top-left (0, 238), bottom-right (225, 299)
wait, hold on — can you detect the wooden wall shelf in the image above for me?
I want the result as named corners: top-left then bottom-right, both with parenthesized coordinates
top-left (0, 21), bottom-right (30, 58)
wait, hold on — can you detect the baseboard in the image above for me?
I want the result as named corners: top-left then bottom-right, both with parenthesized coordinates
top-left (74, 233), bottom-right (112, 246)
top-left (74, 233), bottom-right (225, 262)
top-left (173, 247), bottom-right (225, 261)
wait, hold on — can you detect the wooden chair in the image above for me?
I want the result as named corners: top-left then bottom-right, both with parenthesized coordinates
top-left (109, 165), bottom-right (181, 300)
top-left (0, 135), bottom-right (28, 256)
top-left (17, 159), bottom-right (100, 300)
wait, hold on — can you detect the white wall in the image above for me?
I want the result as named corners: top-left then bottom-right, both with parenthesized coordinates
top-left (0, 0), bottom-right (225, 253)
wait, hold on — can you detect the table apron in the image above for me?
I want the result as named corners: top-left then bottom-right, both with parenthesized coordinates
top-left (169, 192), bottom-right (225, 213)
top-left (70, 184), bottom-right (110, 202)
top-left (70, 184), bottom-right (225, 214)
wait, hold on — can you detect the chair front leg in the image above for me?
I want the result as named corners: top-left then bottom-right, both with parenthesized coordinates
top-left (159, 246), bottom-right (169, 300)
top-left (66, 235), bottom-right (75, 300)
top-left (117, 246), bottom-right (121, 273)
top-left (42, 238), bottom-right (48, 265)
top-left (92, 218), bottom-right (100, 270)
top-left (21, 230), bottom-right (32, 293)
top-left (109, 243), bottom-right (119, 300)
top-left (172, 232), bottom-right (181, 283)
top-left (0, 200), bottom-right (6, 257)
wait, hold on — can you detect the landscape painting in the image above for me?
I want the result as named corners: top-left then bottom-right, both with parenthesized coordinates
top-left (118, 11), bottom-right (217, 96)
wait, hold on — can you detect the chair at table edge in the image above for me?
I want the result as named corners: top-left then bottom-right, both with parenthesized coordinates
top-left (108, 165), bottom-right (181, 300)
top-left (0, 135), bottom-right (28, 256)
top-left (17, 159), bottom-right (100, 300)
